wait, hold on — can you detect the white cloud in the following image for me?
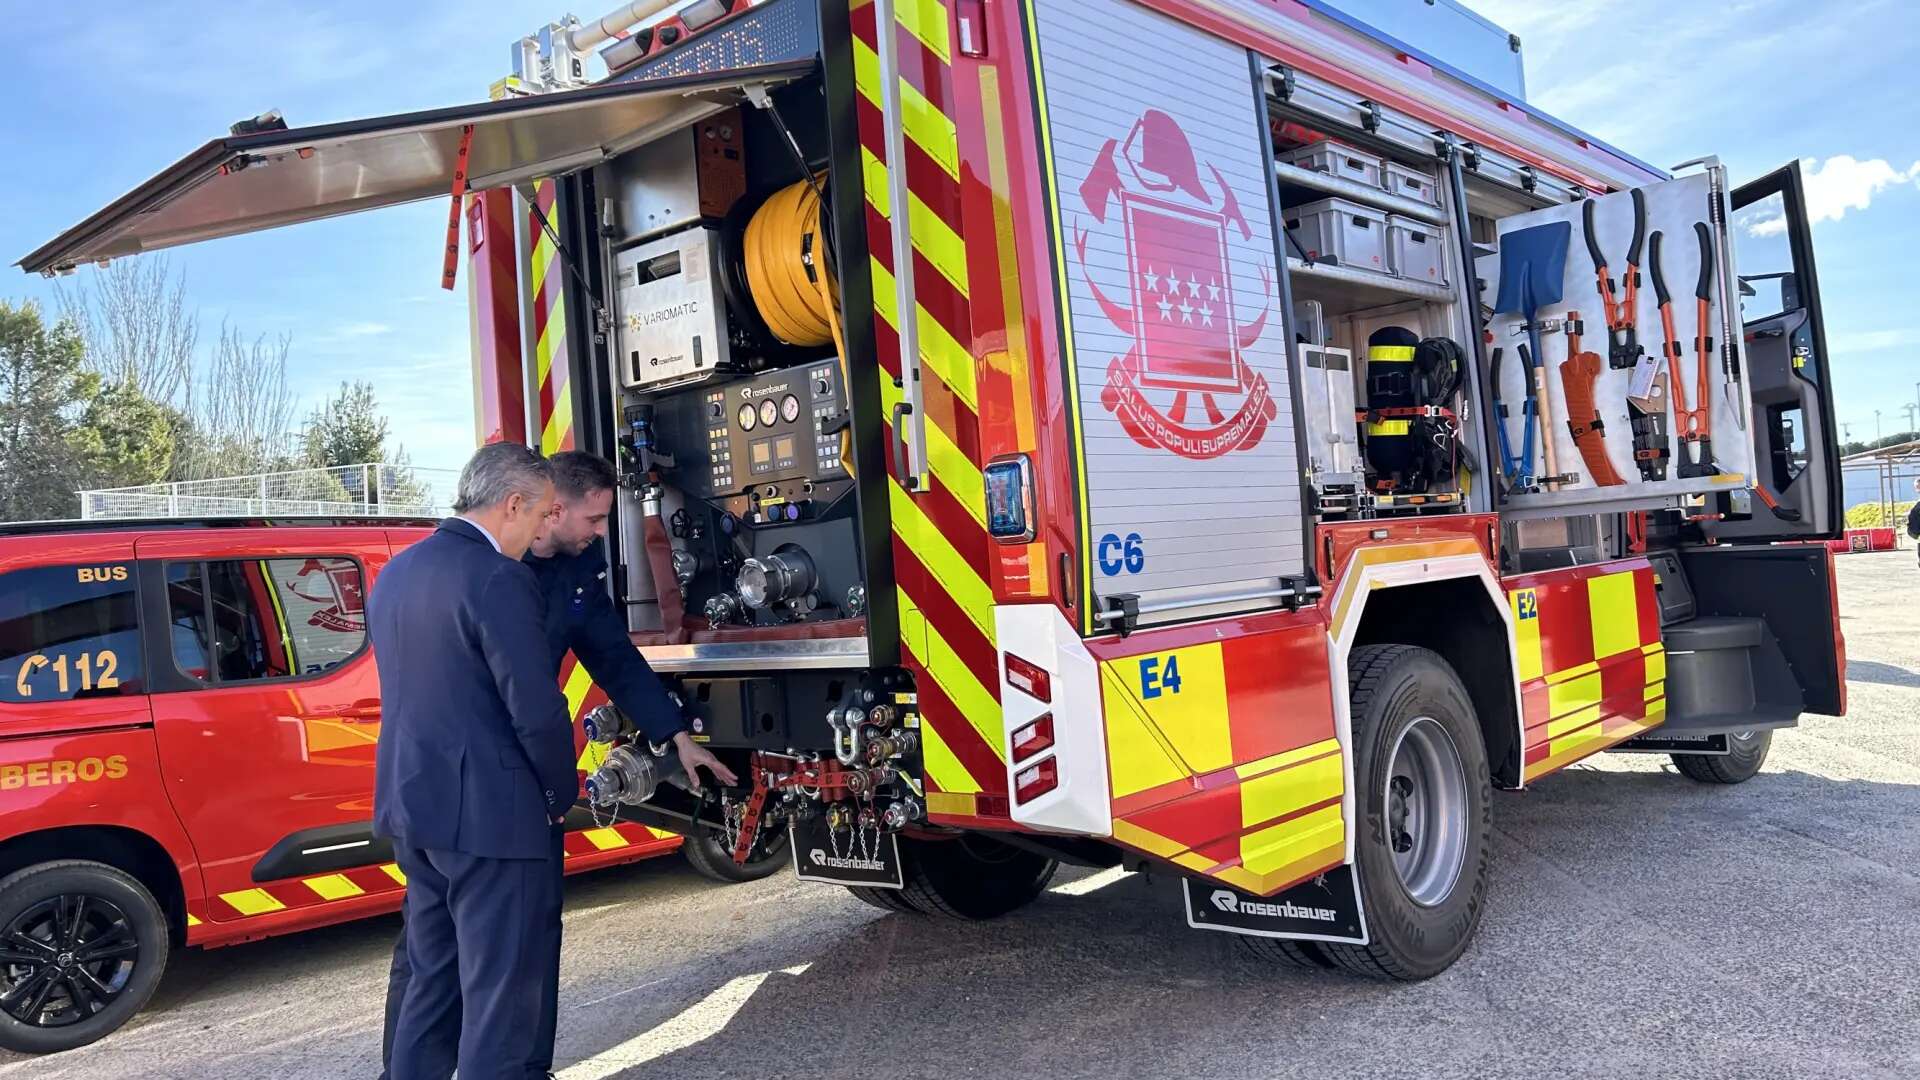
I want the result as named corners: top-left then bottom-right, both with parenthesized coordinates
top-left (1796, 155), bottom-right (1920, 226)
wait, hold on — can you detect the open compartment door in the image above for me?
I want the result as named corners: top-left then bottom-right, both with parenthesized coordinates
top-left (16, 62), bottom-right (810, 274)
top-left (1475, 165), bottom-right (1756, 517)
top-left (1708, 161), bottom-right (1843, 541)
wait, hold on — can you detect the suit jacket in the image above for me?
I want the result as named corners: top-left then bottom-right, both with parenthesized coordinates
top-left (524, 541), bottom-right (684, 744)
top-left (370, 518), bottom-right (578, 859)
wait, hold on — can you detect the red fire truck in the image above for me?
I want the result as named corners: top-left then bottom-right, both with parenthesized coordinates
top-left (16, 0), bottom-right (1844, 1046)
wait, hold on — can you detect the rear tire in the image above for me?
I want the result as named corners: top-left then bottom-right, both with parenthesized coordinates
top-left (846, 886), bottom-right (922, 914)
top-left (1242, 937), bottom-right (1336, 970)
top-left (1672, 729), bottom-right (1772, 784)
top-left (0, 860), bottom-right (169, 1055)
top-left (681, 825), bottom-right (790, 884)
top-left (898, 834), bottom-right (1057, 920)
top-left (1314, 644), bottom-right (1491, 981)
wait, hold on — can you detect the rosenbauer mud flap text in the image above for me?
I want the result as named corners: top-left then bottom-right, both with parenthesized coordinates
top-left (1182, 865), bottom-right (1368, 944)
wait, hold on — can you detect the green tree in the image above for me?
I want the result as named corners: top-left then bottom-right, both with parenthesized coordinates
top-left (303, 380), bottom-right (393, 467)
top-left (0, 301), bottom-right (91, 521)
top-left (67, 378), bottom-right (176, 491)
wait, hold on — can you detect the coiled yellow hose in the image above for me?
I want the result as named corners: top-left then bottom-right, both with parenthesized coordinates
top-left (742, 178), bottom-right (853, 473)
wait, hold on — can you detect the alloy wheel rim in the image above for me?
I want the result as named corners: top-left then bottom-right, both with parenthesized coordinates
top-left (0, 893), bottom-right (140, 1028)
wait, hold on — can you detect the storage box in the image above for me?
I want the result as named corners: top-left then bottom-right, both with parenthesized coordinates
top-left (1382, 161), bottom-right (1440, 206)
top-left (1385, 214), bottom-right (1448, 284)
top-left (1285, 197), bottom-right (1388, 274)
top-left (1277, 142), bottom-right (1384, 190)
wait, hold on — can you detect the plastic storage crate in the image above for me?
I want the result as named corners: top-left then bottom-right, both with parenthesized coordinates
top-left (1382, 161), bottom-right (1440, 206)
top-left (1277, 142), bottom-right (1384, 190)
top-left (1386, 215), bottom-right (1448, 284)
top-left (1285, 197), bottom-right (1389, 273)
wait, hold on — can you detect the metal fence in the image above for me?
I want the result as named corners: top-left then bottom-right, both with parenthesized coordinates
top-left (77, 464), bottom-right (457, 521)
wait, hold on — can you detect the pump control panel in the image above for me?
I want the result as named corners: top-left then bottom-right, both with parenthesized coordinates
top-left (659, 359), bottom-right (847, 500)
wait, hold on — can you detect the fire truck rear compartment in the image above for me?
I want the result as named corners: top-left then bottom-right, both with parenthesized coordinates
top-left (1644, 546), bottom-right (1843, 736)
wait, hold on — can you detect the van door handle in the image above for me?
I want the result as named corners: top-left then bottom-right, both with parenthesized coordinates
top-left (891, 400), bottom-right (915, 489)
top-left (338, 700), bottom-right (382, 720)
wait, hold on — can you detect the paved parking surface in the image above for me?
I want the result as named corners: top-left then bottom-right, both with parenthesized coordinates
top-left (8, 551), bottom-right (1919, 1079)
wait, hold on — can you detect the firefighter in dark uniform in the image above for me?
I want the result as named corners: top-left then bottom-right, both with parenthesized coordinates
top-left (379, 450), bottom-right (734, 1080)
top-left (1908, 479), bottom-right (1920, 566)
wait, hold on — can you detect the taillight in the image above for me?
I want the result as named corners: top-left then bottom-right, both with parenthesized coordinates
top-left (1010, 714), bottom-right (1055, 762)
top-left (1014, 757), bottom-right (1058, 803)
top-left (1004, 652), bottom-right (1052, 702)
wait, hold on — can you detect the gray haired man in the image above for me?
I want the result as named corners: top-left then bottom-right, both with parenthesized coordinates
top-left (370, 442), bottom-right (574, 1080)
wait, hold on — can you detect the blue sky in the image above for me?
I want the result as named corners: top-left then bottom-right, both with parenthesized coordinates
top-left (5, 0), bottom-right (1918, 473)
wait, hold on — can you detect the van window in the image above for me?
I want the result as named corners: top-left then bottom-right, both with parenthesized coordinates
top-left (0, 564), bottom-right (143, 702)
top-left (167, 558), bottom-right (367, 684)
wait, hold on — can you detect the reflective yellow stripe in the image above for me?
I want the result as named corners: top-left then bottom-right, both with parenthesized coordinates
top-left (1548, 671), bottom-right (1604, 718)
top-left (869, 255), bottom-right (979, 410)
top-left (1240, 752), bottom-right (1343, 829)
top-left (1366, 419), bottom-right (1410, 436)
top-left (1239, 803), bottom-right (1344, 876)
top-left (920, 718), bottom-right (983, 794)
top-left (908, 189), bottom-right (968, 298)
top-left (1587, 569), bottom-right (1642, 659)
top-left (851, 39), bottom-right (959, 182)
top-left (896, 586), bottom-right (1003, 761)
top-left (1643, 682), bottom-right (1665, 702)
top-left (1234, 737), bottom-right (1341, 779)
top-left (1369, 346), bottom-right (1416, 361)
top-left (646, 827), bottom-right (677, 841)
top-left (541, 374), bottom-right (572, 456)
top-left (894, 0), bottom-right (952, 63)
top-left (186, 914), bottom-right (203, 927)
top-left (861, 146), bottom-right (891, 219)
top-left (889, 482), bottom-right (993, 643)
top-left (925, 789), bottom-right (978, 817)
top-left (303, 874), bottom-right (364, 902)
top-left (1645, 648), bottom-right (1667, 684)
top-left (1545, 704), bottom-right (1602, 739)
top-left (220, 888), bottom-right (286, 917)
top-left (562, 662), bottom-right (595, 720)
top-left (879, 376), bottom-right (984, 526)
top-left (1111, 819), bottom-right (1186, 859)
top-left (1511, 589), bottom-right (1544, 683)
top-left (577, 739), bottom-right (609, 773)
top-left (382, 864), bottom-right (407, 886)
top-left (582, 827), bottom-right (629, 851)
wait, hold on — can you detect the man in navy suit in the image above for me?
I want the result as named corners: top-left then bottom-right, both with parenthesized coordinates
top-left (371, 442), bottom-right (577, 1080)
top-left (377, 450), bottom-right (735, 1078)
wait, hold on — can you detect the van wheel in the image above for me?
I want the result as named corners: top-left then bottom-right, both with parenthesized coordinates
top-left (1314, 645), bottom-right (1491, 981)
top-left (1672, 730), bottom-right (1772, 784)
top-left (0, 861), bottom-right (169, 1054)
top-left (900, 834), bottom-right (1057, 920)
top-left (681, 825), bottom-right (790, 884)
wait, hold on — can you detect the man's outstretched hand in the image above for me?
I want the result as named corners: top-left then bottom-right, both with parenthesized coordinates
top-left (672, 731), bottom-right (739, 793)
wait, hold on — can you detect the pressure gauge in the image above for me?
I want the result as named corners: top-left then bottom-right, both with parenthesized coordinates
top-left (737, 402), bottom-right (757, 431)
top-left (759, 398), bottom-right (779, 427)
top-left (781, 394), bottom-right (801, 423)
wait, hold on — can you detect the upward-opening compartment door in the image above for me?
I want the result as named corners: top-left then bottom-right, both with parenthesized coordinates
top-left (1476, 165), bottom-right (1756, 516)
top-left (16, 62), bottom-right (811, 274)
top-left (1708, 161), bottom-right (1843, 541)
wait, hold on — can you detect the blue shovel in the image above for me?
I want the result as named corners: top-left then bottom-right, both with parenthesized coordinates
top-left (1492, 220), bottom-right (1572, 487)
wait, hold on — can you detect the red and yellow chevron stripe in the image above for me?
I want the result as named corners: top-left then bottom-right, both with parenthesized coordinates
top-left (185, 820), bottom-right (677, 939)
top-left (1507, 560), bottom-right (1665, 783)
top-left (528, 179), bottom-right (577, 456)
top-left (849, 0), bottom-right (1011, 821)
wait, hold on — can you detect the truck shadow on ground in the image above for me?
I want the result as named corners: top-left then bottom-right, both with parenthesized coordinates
top-left (554, 763), bottom-right (1920, 1080)
top-left (1842, 659), bottom-right (1920, 688)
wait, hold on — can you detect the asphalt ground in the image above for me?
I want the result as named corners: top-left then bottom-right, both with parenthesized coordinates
top-left (7, 549), bottom-right (1919, 1079)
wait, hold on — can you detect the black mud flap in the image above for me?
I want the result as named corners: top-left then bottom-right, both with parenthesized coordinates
top-left (789, 817), bottom-right (904, 888)
top-left (1183, 865), bottom-right (1367, 944)
top-left (1613, 732), bottom-right (1732, 755)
